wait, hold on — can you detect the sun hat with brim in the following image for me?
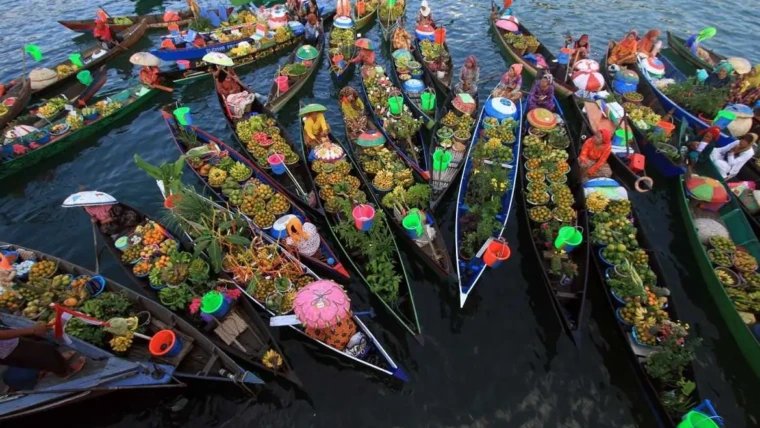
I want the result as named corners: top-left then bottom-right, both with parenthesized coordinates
top-left (297, 45), bottom-right (319, 61)
top-left (130, 52), bottom-right (161, 67)
top-left (727, 57), bottom-right (751, 75)
top-left (202, 52), bottom-right (234, 66)
top-left (357, 130), bottom-right (386, 147)
top-left (298, 103), bottom-right (327, 116)
top-left (355, 38), bottom-right (375, 50)
top-left (527, 108), bottom-right (558, 130)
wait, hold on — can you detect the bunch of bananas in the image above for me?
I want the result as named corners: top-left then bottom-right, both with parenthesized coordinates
top-left (109, 331), bottom-right (134, 353)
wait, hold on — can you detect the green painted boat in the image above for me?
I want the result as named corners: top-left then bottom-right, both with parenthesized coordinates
top-left (666, 31), bottom-right (725, 75)
top-left (0, 84), bottom-right (157, 180)
top-left (297, 104), bottom-right (422, 341)
top-left (353, 1), bottom-right (378, 31)
top-left (675, 159), bottom-right (760, 379)
top-left (377, 2), bottom-right (405, 42)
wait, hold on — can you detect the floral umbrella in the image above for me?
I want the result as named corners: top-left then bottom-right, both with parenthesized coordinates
top-left (293, 280), bottom-right (351, 329)
top-left (357, 130), bottom-right (386, 147)
top-left (685, 175), bottom-right (729, 203)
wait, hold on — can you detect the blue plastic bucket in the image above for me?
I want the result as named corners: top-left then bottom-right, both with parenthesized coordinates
top-left (84, 112), bottom-right (100, 122)
top-left (410, 68), bottom-right (423, 79)
top-left (598, 247), bottom-right (616, 267)
top-left (612, 80), bottom-right (636, 94)
top-left (35, 132), bottom-right (51, 145)
top-left (557, 48), bottom-right (572, 65)
top-left (150, 330), bottom-right (183, 358)
top-left (201, 291), bottom-right (231, 318)
top-left (352, 204), bottom-right (376, 232)
top-left (271, 214), bottom-right (296, 239)
top-left (86, 276), bottom-right (106, 297)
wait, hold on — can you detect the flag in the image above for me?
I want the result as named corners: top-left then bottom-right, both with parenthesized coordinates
top-left (24, 44), bottom-right (43, 62)
top-left (51, 303), bottom-right (108, 344)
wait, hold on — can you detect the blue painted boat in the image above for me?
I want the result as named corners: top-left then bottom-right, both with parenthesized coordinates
top-left (454, 96), bottom-right (524, 307)
top-left (151, 35), bottom-right (260, 61)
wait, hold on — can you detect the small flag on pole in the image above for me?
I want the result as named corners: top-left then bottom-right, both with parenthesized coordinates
top-left (24, 44), bottom-right (43, 61)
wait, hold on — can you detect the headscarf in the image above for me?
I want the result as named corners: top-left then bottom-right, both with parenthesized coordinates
top-left (699, 126), bottom-right (721, 141)
top-left (746, 65), bottom-right (760, 89)
top-left (618, 31), bottom-right (638, 50)
top-left (542, 73), bottom-right (554, 86)
top-left (339, 86), bottom-right (359, 104)
top-left (501, 64), bottom-right (523, 87)
top-left (466, 55), bottom-right (478, 69)
top-left (598, 128), bottom-right (611, 145)
top-left (84, 205), bottom-right (114, 222)
top-left (307, 13), bottom-right (317, 25)
top-left (744, 133), bottom-right (758, 146)
top-left (637, 29), bottom-right (660, 54)
top-left (575, 34), bottom-right (590, 51)
top-left (715, 61), bottom-right (734, 75)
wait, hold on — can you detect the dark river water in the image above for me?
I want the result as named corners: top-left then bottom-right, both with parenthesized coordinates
top-left (1, 0), bottom-right (759, 426)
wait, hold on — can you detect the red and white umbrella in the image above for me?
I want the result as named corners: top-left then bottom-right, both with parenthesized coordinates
top-left (572, 71), bottom-right (605, 92)
top-left (573, 59), bottom-right (600, 72)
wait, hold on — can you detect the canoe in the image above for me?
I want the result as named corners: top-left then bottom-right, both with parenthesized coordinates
top-left (387, 42), bottom-right (441, 127)
top-left (33, 20), bottom-right (147, 99)
top-left (0, 79), bottom-right (31, 131)
top-left (58, 9), bottom-right (197, 34)
top-left (666, 31), bottom-right (725, 75)
top-left (412, 20), bottom-right (453, 98)
top-left (359, 66), bottom-right (430, 180)
top-left (160, 110), bottom-right (350, 280)
top-left (0, 83), bottom-right (157, 180)
top-left (518, 99), bottom-right (590, 343)
top-left (0, 313), bottom-right (178, 421)
top-left (454, 97), bottom-right (524, 307)
top-left (83, 199), bottom-right (301, 386)
top-left (152, 183), bottom-right (409, 381)
top-left (673, 158), bottom-right (760, 379)
top-left (159, 33), bottom-right (303, 85)
top-left (377, 3), bottom-right (404, 42)
top-left (265, 25), bottom-right (325, 113)
top-left (296, 107), bottom-right (421, 339)
top-left (327, 24), bottom-right (357, 85)
top-left (353, 1), bottom-right (378, 31)
top-left (429, 90), bottom-right (479, 210)
top-left (215, 75), bottom-right (321, 214)
top-left (489, 16), bottom-right (577, 98)
top-left (151, 20), bottom-right (264, 61)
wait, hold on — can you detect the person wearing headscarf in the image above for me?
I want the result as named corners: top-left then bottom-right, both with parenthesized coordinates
top-left (578, 129), bottom-right (613, 179)
top-left (685, 126), bottom-right (720, 165)
top-left (456, 55), bottom-right (480, 97)
top-left (729, 65), bottom-right (760, 105)
top-left (608, 31), bottom-right (638, 66)
top-left (527, 73), bottom-right (555, 111)
top-left (418, 0), bottom-right (433, 26)
top-left (139, 66), bottom-right (160, 86)
top-left (300, 0), bottom-right (320, 21)
top-left (94, 18), bottom-right (116, 49)
top-left (392, 17), bottom-right (413, 51)
top-left (492, 64), bottom-right (523, 101)
top-left (304, 13), bottom-right (320, 45)
top-left (492, 0), bottom-right (513, 17)
top-left (339, 87), bottom-right (368, 140)
top-left (637, 29), bottom-right (661, 57)
top-left (336, 0), bottom-right (351, 18)
top-left (213, 65), bottom-right (242, 98)
top-left (350, 47), bottom-right (376, 71)
top-left (704, 62), bottom-right (732, 88)
top-left (573, 34), bottom-right (591, 62)
top-left (710, 133), bottom-right (758, 179)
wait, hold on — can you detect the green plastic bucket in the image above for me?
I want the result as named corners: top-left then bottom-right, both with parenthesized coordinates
top-left (433, 149), bottom-right (452, 171)
top-left (200, 291), bottom-right (230, 317)
top-left (76, 70), bottom-right (92, 86)
top-left (677, 411), bottom-right (719, 428)
top-left (712, 110), bottom-right (736, 130)
top-left (388, 96), bottom-right (403, 115)
top-left (69, 53), bottom-right (84, 67)
top-left (421, 92), bottom-right (436, 111)
top-left (554, 226), bottom-right (583, 253)
top-left (612, 128), bottom-right (634, 146)
top-left (402, 209), bottom-right (423, 239)
top-left (173, 107), bottom-right (192, 126)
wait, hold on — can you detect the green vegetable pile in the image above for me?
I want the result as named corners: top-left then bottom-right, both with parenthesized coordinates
top-left (236, 115), bottom-right (267, 143)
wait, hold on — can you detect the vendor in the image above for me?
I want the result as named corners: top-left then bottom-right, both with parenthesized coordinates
top-left (84, 204), bottom-right (140, 236)
top-left (527, 73), bottom-right (555, 111)
top-left (213, 65), bottom-right (242, 98)
top-left (704, 63), bottom-right (732, 88)
top-left (710, 133), bottom-right (758, 179)
top-left (608, 31), bottom-right (638, 66)
top-left (728, 65), bottom-right (760, 106)
top-left (492, 0), bottom-right (513, 17)
top-left (339, 87), bottom-right (368, 139)
top-left (578, 129), bottom-right (613, 180)
top-left (455, 55), bottom-right (480, 98)
top-left (303, 110), bottom-right (330, 145)
top-left (637, 29), bottom-right (662, 57)
top-left (350, 47), bottom-right (376, 70)
top-left (304, 14), bottom-right (320, 46)
top-left (685, 33), bottom-right (714, 65)
top-left (492, 64), bottom-right (523, 101)
top-left (392, 17), bottom-right (413, 51)
top-left (418, 0), bottom-right (433, 26)
top-left (685, 126), bottom-right (720, 165)
top-left (94, 18), bottom-right (117, 49)
top-left (0, 321), bottom-right (86, 379)
top-left (573, 34), bottom-right (591, 62)
top-left (336, 0), bottom-right (351, 18)
top-left (301, 0), bottom-right (321, 21)
top-left (139, 66), bottom-right (160, 87)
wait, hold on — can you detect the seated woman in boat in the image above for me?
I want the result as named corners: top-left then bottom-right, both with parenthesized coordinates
top-left (94, 18), bottom-right (118, 49)
top-left (301, 0), bottom-right (321, 21)
top-left (455, 55), bottom-right (480, 98)
top-left (0, 319), bottom-right (86, 380)
top-left (608, 31), bottom-right (638, 66)
top-left (573, 34), bottom-right (591, 62)
top-left (578, 129), bottom-right (613, 180)
top-left (304, 14), bottom-right (321, 46)
top-left (418, 0), bottom-right (433, 26)
top-left (710, 133), bottom-right (758, 179)
top-left (704, 63), bottom-right (732, 88)
top-left (527, 73), bottom-right (555, 112)
top-left (392, 17), bottom-right (413, 51)
top-left (491, 64), bottom-right (523, 102)
top-left (139, 66), bottom-right (160, 87)
top-left (684, 126), bottom-right (720, 166)
top-left (83, 203), bottom-right (141, 236)
top-left (350, 47), bottom-right (376, 74)
top-left (339, 87), bottom-right (368, 138)
top-left (637, 29), bottom-right (662, 57)
top-left (728, 65), bottom-right (760, 106)
top-left (305, 318), bottom-right (357, 351)
top-left (304, 111), bottom-right (330, 145)
top-left (336, 0), bottom-right (351, 18)
top-left (213, 65), bottom-right (242, 99)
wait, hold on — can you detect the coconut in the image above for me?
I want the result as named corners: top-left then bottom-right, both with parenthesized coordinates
top-left (29, 67), bottom-right (58, 90)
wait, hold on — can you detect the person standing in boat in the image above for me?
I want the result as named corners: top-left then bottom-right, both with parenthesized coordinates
top-left (418, 0), bottom-right (433, 26)
top-left (527, 73), bottom-right (555, 111)
top-left (455, 55), bottom-right (480, 98)
top-left (304, 14), bottom-right (321, 46)
top-left (392, 17), bottom-right (413, 51)
top-left (491, 64), bottom-right (523, 102)
top-left (578, 129), bottom-right (613, 180)
top-left (608, 31), bottom-right (638, 66)
top-left (637, 29), bottom-right (662, 57)
top-left (710, 133), bottom-right (758, 179)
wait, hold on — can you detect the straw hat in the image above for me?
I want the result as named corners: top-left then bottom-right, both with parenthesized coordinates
top-left (420, 0), bottom-right (430, 16)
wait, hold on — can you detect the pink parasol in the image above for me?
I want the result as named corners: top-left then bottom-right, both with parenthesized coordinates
top-left (293, 280), bottom-right (351, 329)
top-left (572, 71), bottom-right (605, 92)
top-left (495, 19), bottom-right (518, 32)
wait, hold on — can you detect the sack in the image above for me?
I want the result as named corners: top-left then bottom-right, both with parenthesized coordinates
top-left (694, 218), bottom-right (729, 244)
top-left (226, 91), bottom-right (255, 119)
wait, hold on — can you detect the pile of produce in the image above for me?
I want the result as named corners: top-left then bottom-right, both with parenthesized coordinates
top-left (703, 235), bottom-right (760, 323)
top-left (625, 103), bottom-right (662, 130)
top-left (662, 77), bottom-right (729, 119)
top-left (280, 63), bottom-right (309, 78)
top-left (37, 97), bottom-right (67, 118)
top-left (356, 0), bottom-right (378, 16)
top-left (113, 16), bottom-right (134, 25)
top-left (66, 112), bottom-right (85, 130)
top-left (330, 28), bottom-right (354, 49)
top-left (419, 40), bottom-right (447, 60)
top-left (95, 100), bottom-right (123, 117)
top-left (235, 115), bottom-right (299, 166)
top-left (378, 1), bottom-right (404, 22)
top-left (363, 68), bottom-right (422, 158)
top-left (56, 64), bottom-right (79, 78)
top-left (274, 26), bottom-right (293, 44)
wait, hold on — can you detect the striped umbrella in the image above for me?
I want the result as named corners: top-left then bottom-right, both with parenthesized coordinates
top-left (572, 71), bottom-right (604, 92)
top-left (685, 175), bottom-right (729, 203)
top-left (357, 130), bottom-right (386, 147)
top-left (355, 38), bottom-right (376, 51)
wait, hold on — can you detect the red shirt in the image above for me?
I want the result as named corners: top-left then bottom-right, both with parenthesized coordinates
top-left (94, 22), bottom-right (113, 42)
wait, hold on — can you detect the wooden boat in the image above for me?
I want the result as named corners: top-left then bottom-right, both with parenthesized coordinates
top-left (387, 42), bottom-right (441, 127)
top-left (672, 158), bottom-right (760, 380)
top-left (159, 33), bottom-right (303, 85)
top-left (489, 16), bottom-right (577, 98)
top-left (429, 91), bottom-right (479, 210)
top-left (353, 1), bottom-right (378, 31)
top-left (265, 24), bottom-right (325, 113)
top-left (33, 20), bottom-right (147, 98)
top-left (80, 199), bottom-right (301, 386)
top-left (58, 9), bottom-right (197, 34)
top-left (454, 99), bottom-right (524, 307)
top-left (296, 107), bottom-right (421, 338)
top-left (215, 75), bottom-right (321, 214)
top-left (160, 110), bottom-right (350, 280)
top-left (0, 242), bottom-right (263, 416)
top-left (150, 21), bottom-right (261, 61)
top-left (0, 79), bottom-right (31, 131)
top-left (327, 23), bottom-right (356, 85)
top-left (152, 183), bottom-right (409, 381)
top-left (0, 83), bottom-right (157, 180)
top-left (377, 3), bottom-right (404, 42)
top-left (518, 100), bottom-right (590, 343)
top-left (358, 66), bottom-right (430, 180)
top-left (412, 20), bottom-right (453, 98)
top-left (666, 31), bottom-right (724, 75)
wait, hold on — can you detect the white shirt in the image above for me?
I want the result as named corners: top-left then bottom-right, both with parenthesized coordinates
top-left (714, 140), bottom-right (755, 179)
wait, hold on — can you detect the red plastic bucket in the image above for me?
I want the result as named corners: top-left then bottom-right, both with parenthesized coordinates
top-left (149, 330), bottom-right (182, 358)
top-left (654, 120), bottom-right (675, 137)
top-left (176, 60), bottom-right (190, 70)
top-left (357, 1), bottom-right (366, 15)
top-left (352, 204), bottom-right (375, 231)
top-left (275, 76), bottom-right (289, 93)
top-left (483, 240), bottom-right (511, 267)
top-left (434, 27), bottom-right (447, 44)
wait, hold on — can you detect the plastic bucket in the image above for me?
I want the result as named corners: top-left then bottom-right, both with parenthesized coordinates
top-left (201, 291), bottom-right (231, 318)
top-left (272, 214), bottom-right (297, 239)
top-left (173, 107), bottom-right (192, 126)
top-left (168, 23), bottom-right (180, 36)
top-left (612, 80), bottom-right (636, 94)
top-left (421, 92), bottom-right (436, 111)
top-left (388, 96), bottom-right (404, 115)
top-left (410, 68), bottom-right (423, 79)
top-left (268, 153), bottom-right (286, 175)
top-left (712, 110), bottom-right (736, 130)
top-left (612, 128), bottom-right (633, 146)
top-left (69, 54), bottom-right (83, 67)
top-left (434, 27), bottom-right (447, 44)
top-left (76, 70), bottom-right (92, 86)
top-left (554, 226), bottom-right (583, 253)
top-left (177, 60), bottom-right (190, 70)
top-left (677, 411), bottom-right (719, 428)
top-left (357, 1), bottom-right (366, 15)
top-left (402, 210), bottom-right (424, 239)
top-left (352, 204), bottom-right (376, 231)
top-left (149, 330), bottom-right (183, 358)
top-left (483, 240), bottom-right (511, 267)
top-left (558, 48), bottom-right (572, 65)
top-left (433, 149), bottom-right (452, 172)
top-left (654, 120), bottom-right (676, 136)
top-left (275, 76), bottom-right (290, 93)
top-left (332, 54), bottom-right (346, 69)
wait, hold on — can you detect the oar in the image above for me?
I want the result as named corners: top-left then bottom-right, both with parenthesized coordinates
top-left (91, 220), bottom-right (100, 274)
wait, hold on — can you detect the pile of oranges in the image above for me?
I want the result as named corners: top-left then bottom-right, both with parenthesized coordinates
top-left (153, 255), bottom-right (170, 270)
top-left (142, 227), bottom-right (165, 246)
